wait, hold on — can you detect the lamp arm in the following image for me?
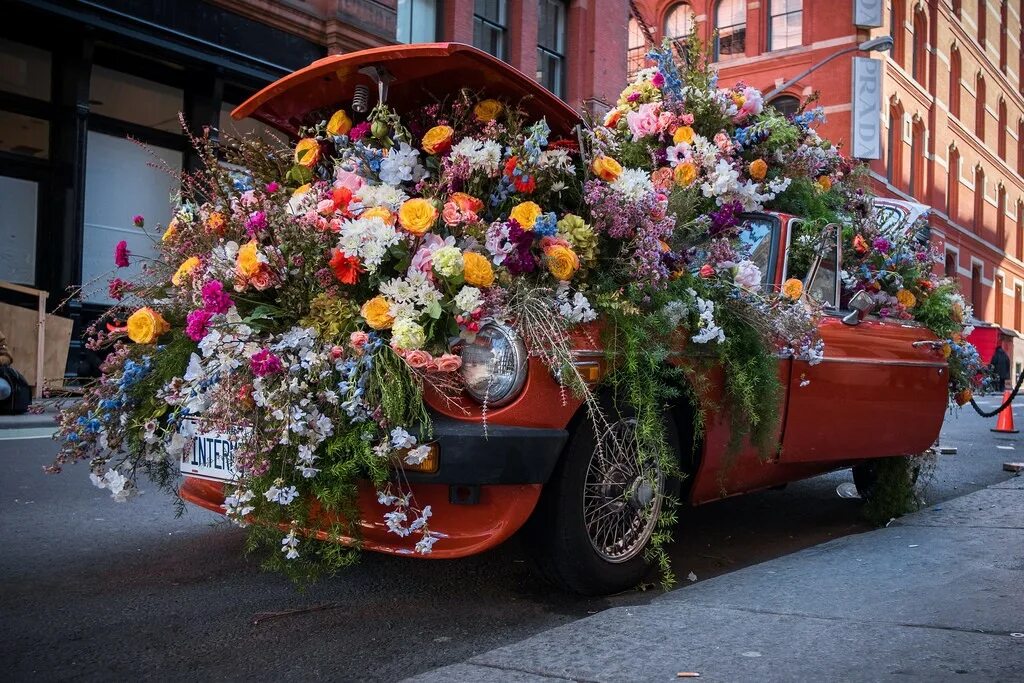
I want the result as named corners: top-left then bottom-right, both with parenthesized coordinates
top-left (764, 45), bottom-right (860, 100)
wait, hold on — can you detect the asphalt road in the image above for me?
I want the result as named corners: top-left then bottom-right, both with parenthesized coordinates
top-left (1, 397), bottom-right (1019, 682)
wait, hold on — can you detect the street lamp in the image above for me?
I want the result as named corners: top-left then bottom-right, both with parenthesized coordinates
top-left (764, 36), bottom-right (894, 100)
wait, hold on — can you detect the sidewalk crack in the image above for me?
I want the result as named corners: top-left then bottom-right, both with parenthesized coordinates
top-left (467, 660), bottom-right (600, 682)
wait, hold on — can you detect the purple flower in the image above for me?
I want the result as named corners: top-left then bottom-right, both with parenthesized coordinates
top-left (132, 215), bottom-right (145, 228)
top-left (250, 349), bottom-right (284, 377)
top-left (185, 309), bottom-right (213, 342)
top-left (503, 221), bottom-right (537, 275)
top-left (200, 280), bottom-right (233, 314)
top-left (709, 201), bottom-right (744, 236)
top-left (245, 210), bottom-right (268, 237)
top-left (872, 237), bottom-right (891, 254)
top-left (114, 240), bottom-right (130, 268)
top-left (265, 181), bottom-right (280, 193)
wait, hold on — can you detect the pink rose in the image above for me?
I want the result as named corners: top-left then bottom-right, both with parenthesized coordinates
top-left (403, 349), bottom-right (433, 369)
top-left (441, 202), bottom-right (462, 226)
top-left (249, 268), bottom-right (273, 291)
top-left (330, 345), bottom-right (344, 360)
top-left (334, 168), bottom-right (365, 192)
top-left (350, 331), bottom-right (369, 353)
top-left (699, 264), bottom-right (715, 278)
top-left (626, 103), bottom-right (662, 142)
top-left (434, 353), bottom-right (462, 373)
top-left (539, 235), bottom-right (570, 250)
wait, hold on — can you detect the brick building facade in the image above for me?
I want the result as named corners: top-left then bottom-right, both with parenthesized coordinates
top-left (630, 1), bottom-right (1024, 372)
top-left (0, 0), bottom-right (624, 376)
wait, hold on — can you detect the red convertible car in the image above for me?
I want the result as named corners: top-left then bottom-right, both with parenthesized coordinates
top-left (180, 44), bottom-right (948, 594)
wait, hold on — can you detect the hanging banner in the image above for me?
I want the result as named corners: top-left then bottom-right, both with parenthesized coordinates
top-left (855, 0), bottom-right (885, 27)
top-left (851, 57), bottom-right (883, 159)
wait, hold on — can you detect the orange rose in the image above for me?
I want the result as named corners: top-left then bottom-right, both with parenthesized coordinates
top-left (651, 167), bottom-right (674, 190)
top-left (172, 256), bottom-right (201, 287)
top-left (360, 296), bottom-right (394, 330)
top-left (473, 99), bottom-right (503, 122)
top-left (591, 155), bottom-right (622, 182)
top-left (674, 162), bottom-right (697, 187)
top-left (361, 206), bottom-right (395, 224)
top-left (451, 192), bottom-right (484, 214)
top-left (421, 125), bottom-right (454, 155)
top-left (126, 307), bottom-right (170, 344)
top-left (463, 251), bottom-right (495, 287)
top-left (817, 175), bottom-right (833, 192)
top-left (749, 159), bottom-right (767, 181)
top-left (672, 125), bottom-right (695, 144)
top-left (326, 110), bottom-right (352, 136)
top-left (544, 244), bottom-right (580, 281)
top-left (294, 138), bottom-right (320, 168)
top-left (398, 198), bottom-right (438, 236)
top-left (509, 201), bottom-right (543, 230)
top-left (781, 278), bottom-right (803, 300)
top-left (603, 108), bottom-right (623, 127)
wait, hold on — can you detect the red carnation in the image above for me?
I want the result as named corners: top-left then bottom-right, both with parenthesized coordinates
top-left (329, 249), bottom-right (363, 285)
top-left (114, 240), bottom-right (130, 268)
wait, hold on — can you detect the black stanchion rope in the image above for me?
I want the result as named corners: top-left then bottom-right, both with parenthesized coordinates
top-left (969, 370), bottom-right (1024, 418)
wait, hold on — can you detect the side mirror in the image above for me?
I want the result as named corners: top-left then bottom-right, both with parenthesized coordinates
top-left (842, 290), bottom-right (875, 326)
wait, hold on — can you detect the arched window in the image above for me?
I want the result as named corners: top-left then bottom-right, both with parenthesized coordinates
top-left (997, 99), bottom-right (1007, 160)
top-left (768, 0), bottom-right (803, 51)
top-left (997, 184), bottom-right (1007, 247)
top-left (995, 274), bottom-right (1004, 326)
top-left (912, 7), bottom-right (927, 86)
top-left (890, 0), bottom-right (905, 66)
top-left (910, 117), bottom-right (925, 199)
top-left (714, 0), bottom-right (747, 61)
top-left (974, 165), bottom-right (986, 235)
top-left (945, 250), bottom-right (958, 278)
top-left (769, 95), bottom-right (801, 117)
top-left (1017, 199), bottom-right (1024, 261)
top-left (627, 17), bottom-right (647, 79)
top-left (1000, 1), bottom-right (1008, 72)
top-left (663, 3), bottom-right (695, 42)
top-left (971, 263), bottom-right (983, 308)
top-left (975, 74), bottom-right (986, 142)
top-left (949, 46), bottom-right (961, 118)
top-left (978, 1), bottom-right (987, 47)
top-left (948, 145), bottom-right (960, 220)
top-left (887, 101), bottom-right (904, 186)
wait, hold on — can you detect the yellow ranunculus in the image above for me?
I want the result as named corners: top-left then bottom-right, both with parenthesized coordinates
top-left (398, 198), bottom-right (438, 236)
top-left (473, 99), bottom-right (503, 122)
top-left (591, 155), bottom-right (622, 182)
top-left (421, 125), bottom-right (454, 155)
top-left (162, 219), bottom-right (178, 242)
top-left (361, 206), bottom-right (395, 224)
top-left (463, 251), bottom-right (495, 288)
top-left (294, 138), bottom-right (320, 168)
top-left (126, 306), bottom-right (170, 344)
top-left (781, 278), bottom-right (803, 300)
top-left (236, 240), bottom-right (262, 278)
top-left (672, 126), bottom-right (695, 144)
top-left (326, 110), bottom-right (352, 136)
top-left (674, 162), bottom-right (697, 187)
top-left (749, 159), bottom-right (768, 182)
top-left (509, 201), bottom-right (543, 230)
top-left (545, 245), bottom-right (580, 282)
top-left (360, 296), bottom-right (394, 330)
top-left (896, 289), bottom-right (917, 309)
top-left (172, 256), bottom-right (201, 287)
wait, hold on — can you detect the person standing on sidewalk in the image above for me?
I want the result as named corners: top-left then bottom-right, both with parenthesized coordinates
top-left (991, 345), bottom-right (1011, 391)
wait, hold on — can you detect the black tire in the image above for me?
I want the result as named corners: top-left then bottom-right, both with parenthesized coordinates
top-left (526, 395), bottom-right (681, 595)
top-left (852, 457), bottom-right (921, 501)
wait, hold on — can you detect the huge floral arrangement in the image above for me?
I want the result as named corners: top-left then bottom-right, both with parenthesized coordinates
top-left (48, 41), bottom-right (973, 581)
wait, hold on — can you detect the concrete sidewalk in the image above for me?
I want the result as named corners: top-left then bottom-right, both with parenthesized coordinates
top-left (410, 477), bottom-right (1024, 682)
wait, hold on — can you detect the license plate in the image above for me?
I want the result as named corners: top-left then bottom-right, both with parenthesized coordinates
top-left (180, 429), bottom-right (242, 483)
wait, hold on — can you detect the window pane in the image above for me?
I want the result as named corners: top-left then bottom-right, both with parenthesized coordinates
top-left (0, 111), bottom-right (49, 158)
top-left (219, 103), bottom-right (286, 146)
top-left (717, 26), bottom-right (746, 58)
top-left (475, 0), bottom-right (505, 23)
top-left (0, 176), bottom-right (38, 286)
top-left (769, 3), bottom-right (802, 51)
top-left (737, 218), bottom-right (775, 288)
top-left (769, 95), bottom-right (800, 116)
top-left (664, 4), bottom-right (695, 39)
top-left (474, 20), bottom-right (506, 60)
top-left (715, 0), bottom-right (747, 59)
top-left (82, 132), bottom-right (182, 304)
top-left (90, 66), bottom-right (183, 134)
top-left (396, 0), bottom-right (438, 43)
top-left (0, 39), bottom-right (51, 100)
top-left (538, 0), bottom-right (565, 52)
top-left (538, 49), bottom-right (564, 97)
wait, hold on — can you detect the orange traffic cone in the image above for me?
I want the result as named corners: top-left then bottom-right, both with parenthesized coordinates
top-left (991, 390), bottom-right (1018, 433)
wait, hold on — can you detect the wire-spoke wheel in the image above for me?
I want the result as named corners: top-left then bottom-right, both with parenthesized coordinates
top-left (526, 393), bottom-right (681, 595)
top-left (584, 419), bottom-right (664, 564)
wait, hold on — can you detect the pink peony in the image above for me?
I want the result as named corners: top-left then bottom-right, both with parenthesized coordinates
top-left (114, 240), bottom-right (130, 268)
top-left (626, 103), bottom-right (663, 142)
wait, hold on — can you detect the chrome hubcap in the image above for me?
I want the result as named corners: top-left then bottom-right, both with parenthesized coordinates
top-left (583, 418), bottom-right (664, 563)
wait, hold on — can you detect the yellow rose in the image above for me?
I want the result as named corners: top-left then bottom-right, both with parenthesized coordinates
top-left (781, 277), bottom-right (803, 300)
top-left (509, 201), bottom-right (543, 230)
top-left (591, 155), bottom-right (622, 182)
top-left (360, 296), bottom-right (394, 330)
top-left (398, 198), bottom-right (438, 236)
top-left (749, 159), bottom-right (768, 182)
top-left (674, 162), bottom-right (697, 187)
top-left (817, 175), bottom-right (832, 192)
top-left (294, 138), bottom-right (320, 168)
top-left (162, 219), bottom-right (178, 242)
top-left (292, 183), bottom-right (311, 197)
top-left (545, 245), bottom-right (580, 282)
top-left (896, 289), bottom-right (917, 309)
top-left (361, 206), bottom-right (395, 224)
top-left (236, 240), bottom-right (261, 278)
top-left (463, 251), bottom-right (495, 288)
top-left (172, 256), bottom-right (201, 286)
top-left (326, 110), bottom-right (352, 136)
top-left (672, 126), bottom-right (695, 144)
top-left (421, 125), bottom-right (454, 155)
top-left (126, 307), bottom-right (170, 345)
top-left (473, 99), bottom-right (503, 122)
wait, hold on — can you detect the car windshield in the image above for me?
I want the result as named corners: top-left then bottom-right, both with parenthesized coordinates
top-left (736, 216), bottom-right (776, 289)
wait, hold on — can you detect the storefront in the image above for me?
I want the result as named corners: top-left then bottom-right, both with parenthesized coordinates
top-left (0, 0), bottom-right (324, 376)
